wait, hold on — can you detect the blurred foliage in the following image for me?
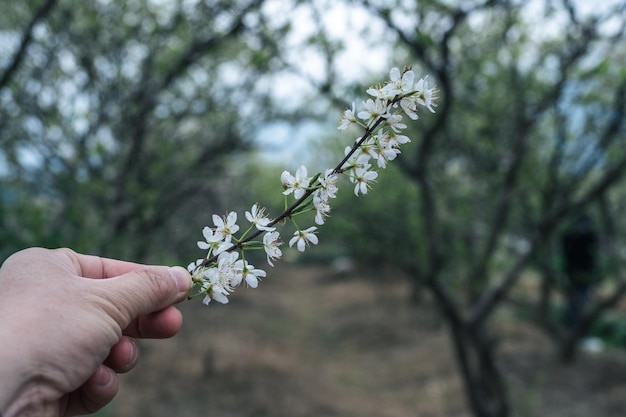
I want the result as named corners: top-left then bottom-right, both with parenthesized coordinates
top-left (329, 163), bottom-right (421, 268)
top-left (0, 0), bottom-right (298, 263)
top-left (290, 1), bottom-right (626, 300)
top-left (328, 1), bottom-right (626, 293)
top-left (589, 313), bottom-right (626, 349)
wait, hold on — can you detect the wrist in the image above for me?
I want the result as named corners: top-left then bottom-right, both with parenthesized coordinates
top-left (0, 385), bottom-right (49, 417)
top-left (0, 326), bottom-right (47, 417)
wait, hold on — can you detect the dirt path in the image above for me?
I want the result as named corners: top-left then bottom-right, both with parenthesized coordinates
top-left (111, 264), bottom-right (626, 417)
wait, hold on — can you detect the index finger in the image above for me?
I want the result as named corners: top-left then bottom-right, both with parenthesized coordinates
top-left (123, 306), bottom-right (184, 339)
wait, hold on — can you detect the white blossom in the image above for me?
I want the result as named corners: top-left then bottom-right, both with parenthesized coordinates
top-left (281, 165), bottom-right (310, 199)
top-left (367, 68), bottom-right (415, 101)
top-left (366, 84), bottom-right (397, 101)
top-left (196, 226), bottom-right (234, 256)
top-left (233, 260), bottom-right (266, 288)
top-left (216, 251), bottom-right (238, 282)
top-left (352, 166), bottom-right (378, 196)
top-left (201, 267), bottom-right (228, 305)
top-left (388, 67), bottom-right (415, 94)
top-left (338, 102), bottom-right (357, 130)
top-left (376, 146), bottom-right (400, 169)
top-left (213, 241), bottom-right (235, 256)
top-left (212, 212), bottom-right (239, 243)
top-left (372, 130), bottom-right (401, 168)
top-left (415, 75), bottom-right (437, 113)
top-left (313, 192), bottom-right (331, 225)
top-left (400, 96), bottom-right (419, 120)
top-left (357, 98), bottom-right (390, 124)
top-left (389, 134), bottom-right (411, 147)
top-left (245, 203), bottom-right (275, 231)
top-left (358, 138), bottom-right (379, 161)
top-left (318, 169), bottom-right (339, 200)
top-left (342, 145), bottom-right (372, 177)
top-left (263, 231), bottom-right (283, 266)
top-left (385, 113), bottom-right (407, 133)
top-left (289, 227), bottom-right (319, 252)
top-left (187, 259), bottom-right (205, 280)
top-left (197, 226), bottom-right (221, 250)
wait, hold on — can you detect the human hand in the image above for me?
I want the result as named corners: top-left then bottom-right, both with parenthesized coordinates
top-left (0, 247), bottom-right (192, 417)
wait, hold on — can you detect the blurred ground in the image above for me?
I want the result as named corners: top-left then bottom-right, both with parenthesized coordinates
top-left (109, 264), bottom-right (626, 417)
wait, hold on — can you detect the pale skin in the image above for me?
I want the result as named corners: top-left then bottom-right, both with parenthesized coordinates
top-left (0, 247), bottom-right (192, 417)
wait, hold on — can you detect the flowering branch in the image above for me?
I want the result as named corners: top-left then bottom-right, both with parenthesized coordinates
top-left (188, 66), bottom-right (438, 305)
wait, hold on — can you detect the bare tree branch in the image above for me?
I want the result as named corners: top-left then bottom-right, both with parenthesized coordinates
top-left (0, 0), bottom-right (58, 91)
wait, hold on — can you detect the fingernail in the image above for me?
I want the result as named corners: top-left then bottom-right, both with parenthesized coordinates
top-left (168, 266), bottom-right (192, 294)
top-left (95, 366), bottom-right (114, 387)
top-left (125, 338), bottom-right (140, 371)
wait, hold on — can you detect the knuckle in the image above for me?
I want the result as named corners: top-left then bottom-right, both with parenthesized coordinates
top-left (136, 267), bottom-right (173, 303)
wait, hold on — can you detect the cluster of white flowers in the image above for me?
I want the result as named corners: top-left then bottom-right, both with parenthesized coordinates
top-left (188, 67), bottom-right (437, 305)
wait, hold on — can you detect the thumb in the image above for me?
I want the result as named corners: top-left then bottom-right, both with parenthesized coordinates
top-left (97, 266), bottom-right (192, 325)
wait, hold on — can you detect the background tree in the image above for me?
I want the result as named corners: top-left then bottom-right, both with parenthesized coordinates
top-left (0, 0), bottom-right (294, 262)
top-left (325, 1), bottom-right (626, 416)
